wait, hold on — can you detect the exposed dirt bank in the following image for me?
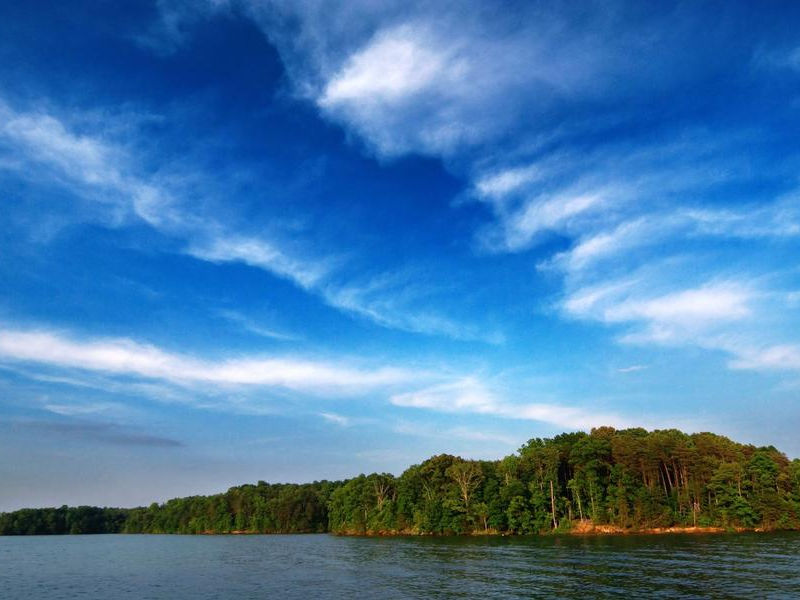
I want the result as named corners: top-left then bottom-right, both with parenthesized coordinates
top-left (333, 521), bottom-right (776, 537)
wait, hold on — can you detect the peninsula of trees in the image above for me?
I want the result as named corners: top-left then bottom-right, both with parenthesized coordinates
top-left (2, 427), bottom-right (799, 536)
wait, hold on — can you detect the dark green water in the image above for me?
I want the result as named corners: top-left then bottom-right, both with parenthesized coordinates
top-left (1, 532), bottom-right (799, 599)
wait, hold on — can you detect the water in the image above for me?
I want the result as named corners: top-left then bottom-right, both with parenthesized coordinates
top-left (1, 532), bottom-right (799, 599)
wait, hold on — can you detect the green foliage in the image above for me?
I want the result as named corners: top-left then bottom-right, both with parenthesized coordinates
top-left (3, 428), bottom-right (799, 536)
top-left (325, 427), bottom-right (800, 535)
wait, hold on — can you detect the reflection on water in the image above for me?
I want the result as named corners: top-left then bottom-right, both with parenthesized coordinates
top-left (1, 532), bottom-right (799, 599)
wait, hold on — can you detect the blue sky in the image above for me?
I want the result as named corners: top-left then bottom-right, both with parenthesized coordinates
top-left (1, 0), bottom-right (799, 511)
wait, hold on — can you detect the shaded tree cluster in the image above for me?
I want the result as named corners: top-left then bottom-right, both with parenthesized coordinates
top-left (0, 505), bottom-right (127, 535)
top-left (0, 481), bottom-right (337, 536)
top-left (123, 481), bottom-right (337, 534)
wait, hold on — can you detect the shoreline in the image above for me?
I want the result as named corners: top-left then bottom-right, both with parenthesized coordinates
top-left (4, 526), bottom-right (796, 537)
top-left (331, 523), bottom-right (784, 538)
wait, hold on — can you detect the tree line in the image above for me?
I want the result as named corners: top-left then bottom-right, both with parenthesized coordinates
top-left (2, 427), bottom-right (799, 535)
top-left (0, 481), bottom-right (334, 535)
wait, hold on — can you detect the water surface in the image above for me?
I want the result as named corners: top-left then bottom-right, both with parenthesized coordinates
top-left (2, 532), bottom-right (798, 599)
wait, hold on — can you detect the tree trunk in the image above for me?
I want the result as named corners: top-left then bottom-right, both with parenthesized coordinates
top-left (662, 462), bottom-right (675, 492)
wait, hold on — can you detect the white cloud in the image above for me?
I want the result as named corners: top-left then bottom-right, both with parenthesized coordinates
top-left (1, 103), bottom-right (331, 288)
top-left (546, 202), bottom-right (800, 278)
top-left (391, 378), bottom-right (497, 414)
top-left (216, 310), bottom-right (299, 342)
top-left (315, 22), bottom-right (483, 156)
top-left (319, 412), bottom-right (351, 426)
top-left (319, 271), bottom-right (505, 343)
top-left (3, 112), bottom-right (119, 188)
top-left (552, 219), bottom-right (650, 272)
top-left (563, 278), bottom-right (638, 317)
top-left (565, 280), bottom-right (753, 326)
top-left (251, 3), bottom-right (800, 262)
top-left (563, 275), bottom-right (800, 374)
top-left (474, 165), bottom-right (543, 202)
top-left (0, 364), bottom-right (193, 405)
top-left (681, 202), bottom-right (800, 239)
top-left (1, 325), bottom-right (632, 429)
top-left (499, 191), bottom-right (606, 251)
top-left (617, 365), bottom-right (647, 373)
top-left (249, 2), bottom-right (784, 259)
top-left (0, 106), bottom-right (185, 231)
top-left (391, 420), bottom-right (519, 447)
top-left (0, 326), bottom-right (416, 395)
top-left (320, 25), bottom-right (453, 106)
top-left (43, 402), bottom-right (124, 416)
top-left (187, 235), bottom-right (327, 289)
top-left (604, 284), bottom-right (752, 326)
top-left (256, 1), bottom-right (675, 160)
top-left (390, 377), bottom-right (631, 430)
top-left (729, 344), bottom-right (800, 372)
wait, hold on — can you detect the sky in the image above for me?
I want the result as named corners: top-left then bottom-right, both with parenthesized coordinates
top-left (1, 0), bottom-right (799, 511)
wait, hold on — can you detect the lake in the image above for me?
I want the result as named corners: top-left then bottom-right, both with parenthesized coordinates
top-left (1, 532), bottom-right (799, 598)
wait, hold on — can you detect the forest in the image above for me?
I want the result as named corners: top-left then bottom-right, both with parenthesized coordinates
top-left (2, 427), bottom-right (799, 536)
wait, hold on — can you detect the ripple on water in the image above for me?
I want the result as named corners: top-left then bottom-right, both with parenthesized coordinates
top-left (1, 533), bottom-right (799, 599)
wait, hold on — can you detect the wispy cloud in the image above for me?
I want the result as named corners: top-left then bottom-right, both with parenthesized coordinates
top-left (321, 275), bottom-right (504, 344)
top-left (0, 363), bottom-right (195, 406)
top-left (390, 377), bottom-right (632, 430)
top-left (258, 2), bottom-right (690, 160)
top-left (565, 279), bottom-right (755, 342)
top-left (728, 344), bottom-right (800, 372)
top-left (0, 100), bottom-right (487, 342)
top-left (603, 284), bottom-right (752, 326)
top-left (320, 24), bottom-right (454, 106)
top-left (487, 189), bottom-right (608, 253)
top-left (391, 420), bottom-right (519, 447)
top-left (0, 324), bottom-right (650, 431)
top-left (0, 326), bottom-right (419, 395)
top-left (216, 310), bottom-right (299, 342)
top-left (473, 133), bottom-right (797, 256)
top-left (474, 165), bottom-right (543, 202)
top-left (134, 0), bottom-right (232, 54)
top-left (317, 22), bottom-right (481, 156)
top-left (1, 101), bottom-right (327, 284)
top-left (187, 234), bottom-right (328, 289)
top-left (616, 365), bottom-right (647, 374)
top-left (549, 219), bottom-right (651, 273)
top-left (547, 202), bottom-right (800, 278)
top-left (246, 2), bottom-right (797, 257)
top-left (319, 412), bottom-right (351, 426)
top-left (563, 274), bottom-right (800, 375)
top-left (43, 402), bottom-right (126, 417)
